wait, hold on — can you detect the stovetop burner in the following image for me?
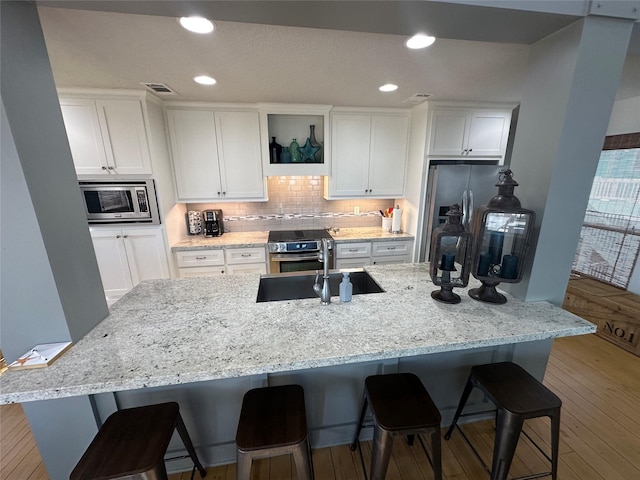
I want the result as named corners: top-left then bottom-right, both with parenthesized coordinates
top-left (268, 229), bottom-right (333, 243)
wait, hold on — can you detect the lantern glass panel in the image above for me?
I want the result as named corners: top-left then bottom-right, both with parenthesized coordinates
top-left (433, 234), bottom-right (471, 286)
top-left (476, 211), bottom-right (533, 280)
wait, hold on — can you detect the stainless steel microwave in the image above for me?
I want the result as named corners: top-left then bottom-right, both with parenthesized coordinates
top-left (79, 179), bottom-right (160, 225)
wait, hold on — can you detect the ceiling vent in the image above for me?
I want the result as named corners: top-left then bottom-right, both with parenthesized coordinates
top-left (140, 82), bottom-right (178, 95)
top-left (402, 93), bottom-right (432, 105)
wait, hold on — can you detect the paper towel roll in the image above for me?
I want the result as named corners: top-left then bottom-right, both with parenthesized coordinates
top-left (391, 207), bottom-right (402, 233)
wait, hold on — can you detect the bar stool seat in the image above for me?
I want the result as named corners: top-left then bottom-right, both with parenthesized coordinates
top-left (236, 384), bottom-right (314, 480)
top-left (351, 373), bottom-right (442, 480)
top-left (445, 362), bottom-right (562, 480)
top-left (70, 402), bottom-right (206, 480)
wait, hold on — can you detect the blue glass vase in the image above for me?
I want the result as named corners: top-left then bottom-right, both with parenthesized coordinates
top-left (280, 146), bottom-right (292, 163)
top-left (289, 138), bottom-right (302, 162)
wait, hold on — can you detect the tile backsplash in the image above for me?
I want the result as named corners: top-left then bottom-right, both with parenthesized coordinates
top-left (188, 176), bottom-right (395, 232)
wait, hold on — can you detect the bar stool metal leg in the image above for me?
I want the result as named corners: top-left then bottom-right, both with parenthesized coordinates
top-left (491, 409), bottom-right (523, 480)
top-left (444, 377), bottom-right (474, 440)
top-left (236, 451), bottom-right (253, 480)
top-left (176, 412), bottom-right (207, 478)
top-left (431, 426), bottom-right (443, 480)
top-left (351, 393), bottom-right (369, 451)
top-left (550, 410), bottom-right (561, 480)
top-left (370, 425), bottom-right (394, 480)
top-left (292, 440), bottom-right (314, 480)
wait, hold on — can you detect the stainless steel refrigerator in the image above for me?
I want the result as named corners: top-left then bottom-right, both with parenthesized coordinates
top-left (419, 162), bottom-right (503, 261)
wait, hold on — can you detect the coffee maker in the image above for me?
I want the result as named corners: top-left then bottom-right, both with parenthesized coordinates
top-left (203, 209), bottom-right (224, 237)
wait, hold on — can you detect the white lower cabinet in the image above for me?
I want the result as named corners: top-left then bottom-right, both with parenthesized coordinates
top-left (90, 227), bottom-right (170, 306)
top-left (175, 246), bottom-right (267, 277)
top-left (225, 247), bottom-right (267, 275)
top-left (335, 239), bottom-right (413, 268)
top-left (372, 240), bottom-right (413, 265)
top-left (335, 242), bottom-right (372, 269)
top-left (176, 249), bottom-right (226, 277)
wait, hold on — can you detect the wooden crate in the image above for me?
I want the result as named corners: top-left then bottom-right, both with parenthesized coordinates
top-left (563, 277), bottom-right (640, 356)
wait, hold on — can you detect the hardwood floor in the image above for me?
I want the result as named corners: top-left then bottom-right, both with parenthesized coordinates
top-left (2, 333), bottom-right (639, 479)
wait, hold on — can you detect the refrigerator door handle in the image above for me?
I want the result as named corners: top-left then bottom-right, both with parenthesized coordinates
top-left (467, 189), bottom-right (474, 228)
top-left (462, 189), bottom-right (469, 229)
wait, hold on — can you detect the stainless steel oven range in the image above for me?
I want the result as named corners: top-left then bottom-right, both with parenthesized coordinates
top-left (268, 229), bottom-right (335, 274)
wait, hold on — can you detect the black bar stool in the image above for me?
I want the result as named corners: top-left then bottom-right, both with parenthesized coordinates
top-left (235, 384), bottom-right (314, 480)
top-left (70, 401), bottom-right (206, 480)
top-left (445, 362), bottom-right (562, 480)
top-left (350, 373), bottom-right (442, 480)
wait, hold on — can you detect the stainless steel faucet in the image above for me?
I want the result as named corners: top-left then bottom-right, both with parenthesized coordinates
top-left (313, 238), bottom-right (333, 305)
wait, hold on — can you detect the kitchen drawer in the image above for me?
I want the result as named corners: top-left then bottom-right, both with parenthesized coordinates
top-left (226, 263), bottom-right (267, 275)
top-left (225, 247), bottom-right (267, 265)
top-left (371, 255), bottom-right (411, 266)
top-left (336, 258), bottom-right (371, 269)
top-left (178, 266), bottom-right (226, 278)
top-left (335, 242), bottom-right (371, 259)
top-left (175, 249), bottom-right (225, 268)
top-left (372, 240), bottom-right (413, 257)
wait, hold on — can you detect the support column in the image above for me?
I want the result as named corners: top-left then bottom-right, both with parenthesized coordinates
top-left (504, 14), bottom-right (635, 305)
top-left (1, 2), bottom-right (109, 478)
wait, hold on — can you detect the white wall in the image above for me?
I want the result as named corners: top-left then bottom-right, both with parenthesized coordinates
top-left (607, 96), bottom-right (640, 295)
top-left (398, 102), bottom-right (429, 261)
top-left (607, 96), bottom-right (640, 135)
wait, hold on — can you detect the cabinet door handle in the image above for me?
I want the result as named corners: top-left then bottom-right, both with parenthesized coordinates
top-left (222, 191), bottom-right (226, 196)
top-left (107, 166), bottom-right (115, 170)
top-left (468, 148), bottom-right (473, 153)
top-left (195, 256), bottom-right (207, 260)
top-left (386, 246), bottom-right (396, 250)
top-left (349, 249), bottom-right (359, 252)
top-left (116, 235), bottom-right (121, 238)
top-left (241, 253), bottom-right (252, 257)
top-left (101, 166), bottom-right (108, 170)
top-left (122, 235), bottom-right (128, 239)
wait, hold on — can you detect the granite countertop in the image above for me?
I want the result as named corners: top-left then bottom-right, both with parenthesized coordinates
top-left (172, 231), bottom-right (269, 251)
top-left (0, 264), bottom-right (594, 404)
top-left (329, 227), bottom-right (414, 242)
top-left (171, 228), bottom-right (413, 251)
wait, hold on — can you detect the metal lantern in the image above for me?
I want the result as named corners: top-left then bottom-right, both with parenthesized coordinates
top-left (469, 169), bottom-right (535, 304)
top-left (429, 204), bottom-right (474, 304)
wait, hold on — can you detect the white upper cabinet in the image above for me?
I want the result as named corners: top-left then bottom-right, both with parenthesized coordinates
top-left (59, 96), bottom-right (152, 175)
top-left (326, 110), bottom-right (410, 198)
top-left (215, 111), bottom-right (265, 199)
top-left (166, 107), bottom-right (265, 202)
top-left (95, 99), bottom-right (153, 174)
top-left (427, 106), bottom-right (513, 160)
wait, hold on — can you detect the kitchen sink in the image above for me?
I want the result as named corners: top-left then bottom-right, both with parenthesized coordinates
top-left (256, 269), bottom-right (385, 303)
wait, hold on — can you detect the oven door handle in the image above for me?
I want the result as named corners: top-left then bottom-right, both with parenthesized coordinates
top-left (270, 253), bottom-right (320, 262)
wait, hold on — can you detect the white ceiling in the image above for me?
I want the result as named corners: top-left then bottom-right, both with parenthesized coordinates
top-left (36, 1), bottom-right (640, 108)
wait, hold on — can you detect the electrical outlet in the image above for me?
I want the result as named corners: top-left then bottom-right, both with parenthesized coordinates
top-left (354, 206), bottom-right (360, 215)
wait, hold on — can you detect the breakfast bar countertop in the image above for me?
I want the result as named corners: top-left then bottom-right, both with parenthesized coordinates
top-left (0, 264), bottom-right (594, 404)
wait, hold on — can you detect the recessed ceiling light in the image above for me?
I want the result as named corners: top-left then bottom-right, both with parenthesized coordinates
top-left (405, 34), bottom-right (436, 49)
top-left (379, 84), bottom-right (398, 92)
top-left (178, 16), bottom-right (215, 34)
top-left (194, 75), bottom-right (217, 85)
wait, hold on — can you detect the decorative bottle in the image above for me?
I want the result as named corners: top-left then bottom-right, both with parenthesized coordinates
top-left (280, 146), bottom-right (291, 163)
top-left (309, 125), bottom-right (322, 163)
top-left (269, 136), bottom-right (282, 164)
top-left (339, 272), bottom-right (353, 302)
top-left (290, 138), bottom-right (302, 162)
